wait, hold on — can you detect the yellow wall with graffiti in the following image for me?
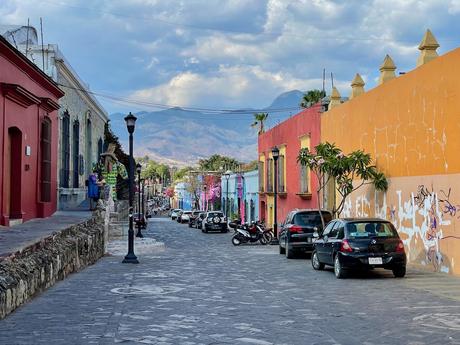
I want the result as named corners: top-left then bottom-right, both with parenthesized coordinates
top-left (322, 46), bottom-right (460, 275)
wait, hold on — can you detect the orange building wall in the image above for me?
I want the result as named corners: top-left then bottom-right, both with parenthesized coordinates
top-left (322, 47), bottom-right (460, 275)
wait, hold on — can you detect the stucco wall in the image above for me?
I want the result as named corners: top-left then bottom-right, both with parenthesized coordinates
top-left (321, 46), bottom-right (460, 275)
top-left (258, 105), bottom-right (322, 226)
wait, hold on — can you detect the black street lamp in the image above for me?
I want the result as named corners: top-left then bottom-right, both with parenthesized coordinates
top-left (203, 185), bottom-right (207, 211)
top-left (136, 163), bottom-right (144, 238)
top-left (223, 170), bottom-right (232, 218)
top-left (122, 112), bottom-right (139, 264)
top-left (271, 146), bottom-right (280, 245)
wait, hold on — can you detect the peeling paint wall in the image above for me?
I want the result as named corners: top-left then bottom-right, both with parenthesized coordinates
top-left (322, 47), bottom-right (460, 275)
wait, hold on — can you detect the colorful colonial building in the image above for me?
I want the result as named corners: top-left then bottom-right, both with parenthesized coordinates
top-left (221, 170), bottom-right (259, 223)
top-left (258, 105), bottom-right (322, 228)
top-left (0, 35), bottom-right (64, 225)
top-left (322, 30), bottom-right (460, 275)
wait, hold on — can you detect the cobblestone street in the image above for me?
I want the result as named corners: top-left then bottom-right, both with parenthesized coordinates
top-left (1, 217), bottom-right (460, 345)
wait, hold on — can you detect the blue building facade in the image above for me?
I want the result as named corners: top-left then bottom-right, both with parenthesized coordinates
top-left (174, 182), bottom-right (193, 210)
top-left (221, 170), bottom-right (258, 223)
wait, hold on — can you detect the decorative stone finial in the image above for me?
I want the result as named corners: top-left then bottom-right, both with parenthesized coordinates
top-left (379, 54), bottom-right (396, 85)
top-left (329, 87), bottom-right (342, 109)
top-left (417, 29), bottom-right (440, 67)
top-left (350, 73), bottom-right (365, 99)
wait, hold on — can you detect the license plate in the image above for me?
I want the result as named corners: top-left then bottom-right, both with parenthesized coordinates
top-left (369, 257), bottom-right (383, 265)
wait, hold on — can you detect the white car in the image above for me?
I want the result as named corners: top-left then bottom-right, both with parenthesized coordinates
top-left (180, 211), bottom-right (193, 223)
top-left (171, 209), bottom-right (182, 220)
top-left (201, 211), bottom-right (228, 233)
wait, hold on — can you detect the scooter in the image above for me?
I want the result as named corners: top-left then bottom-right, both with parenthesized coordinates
top-left (230, 220), bottom-right (273, 246)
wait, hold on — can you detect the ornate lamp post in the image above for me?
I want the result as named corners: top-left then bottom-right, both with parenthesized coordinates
top-left (223, 170), bottom-right (232, 218)
top-left (122, 112), bottom-right (139, 264)
top-left (203, 185), bottom-right (207, 211)
top-left (271, 146), bottom-right (280, 244)
top-left (136, 163), bottom-right (144, 238)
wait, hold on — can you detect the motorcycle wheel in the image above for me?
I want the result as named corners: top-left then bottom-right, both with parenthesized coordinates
top-left (232, 236), bottom-right (241, 246)
top-left (261, 231), bottom-right (273, 245)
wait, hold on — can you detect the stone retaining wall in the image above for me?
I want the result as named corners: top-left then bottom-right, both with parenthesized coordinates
top-left (0, 210), bottom-right (106, 319)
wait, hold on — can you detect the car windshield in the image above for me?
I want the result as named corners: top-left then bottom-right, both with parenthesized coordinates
top-left (293, 212), bottom-right (332, 227)
top-left (208, 212), bottom-right (223, 217)
top-left (346, 222), bottom-right (398, 239)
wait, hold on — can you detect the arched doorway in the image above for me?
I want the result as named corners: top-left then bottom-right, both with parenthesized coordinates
top-left (6, 127), bottom-right (22, 220)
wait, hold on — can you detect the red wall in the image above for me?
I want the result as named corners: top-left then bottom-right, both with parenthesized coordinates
top-left (0, 38), bottom-right (63, 225)
top-left (258, 104), bottom-right (322, 223)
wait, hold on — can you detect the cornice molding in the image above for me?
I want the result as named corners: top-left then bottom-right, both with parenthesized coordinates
top-left (1, 83), bottom-right (40, 108)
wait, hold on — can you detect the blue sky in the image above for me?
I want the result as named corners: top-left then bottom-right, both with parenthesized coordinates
top-left (2, 0), bottom-right (460, 114)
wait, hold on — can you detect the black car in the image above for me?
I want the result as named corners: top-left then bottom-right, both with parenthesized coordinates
top-left (188, 210), bottom-right (204, 228)
top-left (202, 211), bottom-right (228, 233)
top-left (311, 218), bottom-right (407, 279)
top-left (279, 209), bottom-right (332, 258)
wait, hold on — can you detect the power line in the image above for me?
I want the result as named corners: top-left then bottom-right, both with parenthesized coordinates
top-left (56, 82), bottom-right (303, 117)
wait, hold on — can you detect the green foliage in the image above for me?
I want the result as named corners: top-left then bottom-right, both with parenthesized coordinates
top-left (241, 160), bottom-right (258, 172)
top-left (198, 154), bottom-right (239, 172)
top-left (297, 142), bottom-right (388, 218)
top-left (174, 166), bottom-right (193, 181)
top-left (141, 160), bottom-right (171, 181)
top-left (300, 89), bottom-right (326, 108)
top-left (251, 112), bottom-right (269, 134)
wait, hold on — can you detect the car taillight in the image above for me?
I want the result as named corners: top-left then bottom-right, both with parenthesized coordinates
top-left (395, 240), bottom-right (405, 253)
top-left (340, 240), bottom-right (353, 253)
top-left (289, 225), bottom-right (303, 233)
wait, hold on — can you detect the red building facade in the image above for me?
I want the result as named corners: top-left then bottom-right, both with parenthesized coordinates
top-left (0, 36), bottom-right (64, 226)
top-left (258, 104), bottom-right (322, 228)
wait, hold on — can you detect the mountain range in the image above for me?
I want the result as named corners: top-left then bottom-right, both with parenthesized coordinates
top-left (109, 90), bottom-right (304, 166)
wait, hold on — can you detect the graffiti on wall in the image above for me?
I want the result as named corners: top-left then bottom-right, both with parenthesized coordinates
top-left (342, 182), bottom-right (460, 274)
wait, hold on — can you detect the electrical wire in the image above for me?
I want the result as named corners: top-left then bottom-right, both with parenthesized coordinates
top-left (56, 82), bottom-right (304, 117)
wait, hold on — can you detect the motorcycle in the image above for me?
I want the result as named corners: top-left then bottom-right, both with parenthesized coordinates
top-left (230, 220), bottom-right (273, 246)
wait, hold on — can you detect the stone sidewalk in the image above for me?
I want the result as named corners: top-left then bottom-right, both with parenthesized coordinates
top-left (0, 211), bottom-right (91, 259)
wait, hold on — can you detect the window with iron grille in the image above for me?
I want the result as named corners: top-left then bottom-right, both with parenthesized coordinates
top-left (266, 158), bottom-right (273, 192)
top-left (40, 117), bottom-right (52, 202)
top-left (97, 137), bottom-right (103, 161)
top-left (72, 120), bottom-right (80, 188)
top-left (258, 160), bottom-right (264, 192)
top-left (60, 112), bottom-right (70, 188)
top-left (300, 164), bottom-right (309, 193)
top-left (278, 155), bottom-right (285, 192)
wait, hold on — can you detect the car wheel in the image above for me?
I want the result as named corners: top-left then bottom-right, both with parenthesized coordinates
top-left (279, 244), bottom-right (286, 254)
top-left (204, 227), bottom-right (208, 233)
top-left (334, 255), bottom-right (346, 279)
top-left (285, 240), bottom-right (295, 259)
top-left (392, 266), bottom-right (406, 278)
top-left (311, 251), bottom-right (325, 271)
top-left (188, 222), bottom-right (192, 228)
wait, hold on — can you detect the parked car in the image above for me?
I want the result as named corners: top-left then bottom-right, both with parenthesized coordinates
top-left (279, 209), bottom-right (332, 258)
top-left (195, 212), bottom-right (207, 229)
top-left (201, 211), bottom-right (228, 233)
top-left (188, 210), bottom-right (204, 228)
top-left (311, 218), bottom-right (407, 279)
top-left (170, 209), bottom-right (182, 220)
top-left (180, 211), bottom-right (192, 223)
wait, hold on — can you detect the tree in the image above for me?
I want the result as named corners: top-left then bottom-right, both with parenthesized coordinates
top-left (251, 112), bottom-right (269, 135)
top-left (297, 142), bottom-right (388, 229)
top-left (241, 160), bottom-right (258, 172)
top-left (300, 89), bottom-right (326, 108)
top-left (185, 174), bottom-right (202, 209)
top-left (198, 154), bottom-right (239, 172)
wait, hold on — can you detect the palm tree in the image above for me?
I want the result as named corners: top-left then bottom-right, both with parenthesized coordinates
top-left (300, 89), bottom-right (326, 108)
top-left (251, 112), bottom-right (269, 135)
